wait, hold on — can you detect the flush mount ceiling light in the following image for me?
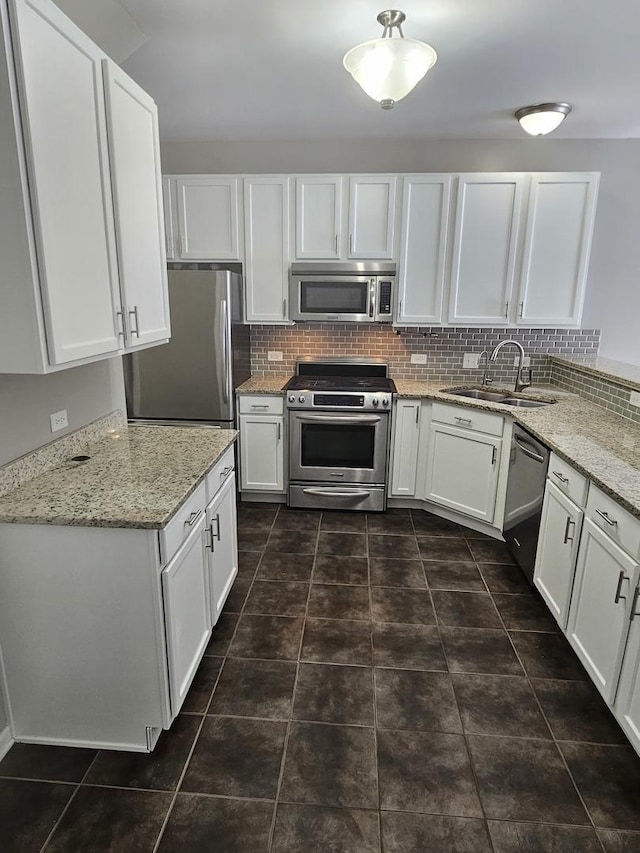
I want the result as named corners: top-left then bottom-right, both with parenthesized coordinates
top-left (515, 102), bottom-right (572, 136)
top-left (343, 10), bottom-right (437, 110)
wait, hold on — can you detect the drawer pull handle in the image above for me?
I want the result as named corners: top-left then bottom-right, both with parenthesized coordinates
top-left (552, 470), bottom-right (569, 484)
top-left (631, 587), bottom-right (640, 622)
top-left (220, 465), bottom-right (233, 478)
top-left (251, 404), bottom-right (269, 409)
top-left (615, 569), bottom-right (629, 604)
top-left (596, 509), bottom-right (617, 527)
top-left (185, 509), bottom-right (202, 527)
top-left (563, 516), bottom-right (575, 544)
top-left (455, 416), bottom-right (473, 426)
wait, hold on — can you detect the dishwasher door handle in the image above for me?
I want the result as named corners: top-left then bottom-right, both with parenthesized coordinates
top-left (513, 436), bottom-right (545, 464)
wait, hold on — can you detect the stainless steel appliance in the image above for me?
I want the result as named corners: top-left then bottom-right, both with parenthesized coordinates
top-left (289, 263), bottom-right (395, 323)
top-left (503, 425), bottom-right (550, 582)
top-left (124, 269), bottom-right (250, 427)
top-left (286, 359), bottom-right (395, 512)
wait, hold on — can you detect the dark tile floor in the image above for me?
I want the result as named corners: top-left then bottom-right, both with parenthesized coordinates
top-left (2, 503), bottom-right (640, 852)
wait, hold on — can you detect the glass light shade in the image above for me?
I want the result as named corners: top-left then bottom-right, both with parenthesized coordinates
top-left (516, 106), bottom-right (571, 136)
top-left (343, 37), bottom-right (437, 107)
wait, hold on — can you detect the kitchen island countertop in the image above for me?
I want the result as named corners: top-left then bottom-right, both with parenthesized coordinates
top-left (0, 425), bottom-right (237, 529)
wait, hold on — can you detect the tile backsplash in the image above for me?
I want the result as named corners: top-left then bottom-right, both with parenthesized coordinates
top-left (250, 325), bottom-right (600, 384)
top-left (550, 360), bottom-right (640, 425)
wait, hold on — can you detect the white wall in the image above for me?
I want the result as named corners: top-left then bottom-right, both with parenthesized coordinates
top-left (161, 138), bottom-right (640, 366)
top-left (0, 357), bottom-right (125, 467)
top-left (0, 689), bottom-right (6, 735)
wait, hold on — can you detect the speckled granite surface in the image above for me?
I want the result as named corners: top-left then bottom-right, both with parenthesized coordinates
top-left (235, 374), bottom-right (640, 517)
top-left (394, 380), bottom-right (640, 519)
top-left (550, 356), bottom-right (640, 391)
top-left (0, 425), bottom-right (237, 529)
top-left (0, 410), bottom-right (127, 498)
top-left (236, 376), bottom-right (289, 394)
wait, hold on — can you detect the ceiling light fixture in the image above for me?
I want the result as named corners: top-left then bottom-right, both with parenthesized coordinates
top-left (515, 102), bottom-right (572, 136)
top-left (343, 10), bottom-right (437, 110)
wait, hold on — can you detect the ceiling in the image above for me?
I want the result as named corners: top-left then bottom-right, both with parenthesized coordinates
top-left (57, 0), bottom-right (640, 142)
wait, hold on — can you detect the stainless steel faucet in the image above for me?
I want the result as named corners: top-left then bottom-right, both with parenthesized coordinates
top-left (487, 340), bottom-right (532, 392)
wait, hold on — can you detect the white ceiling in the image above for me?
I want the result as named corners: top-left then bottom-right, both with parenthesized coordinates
top-left (58, 0), bottom-right (640, 141)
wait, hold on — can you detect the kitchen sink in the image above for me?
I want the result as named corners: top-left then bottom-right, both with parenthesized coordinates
top-left (441, 387), bottom-right (554, 408)
top-left (499, 398), bottom-right (551, 408)
top-left (441, 388), bottom-right (509, 402)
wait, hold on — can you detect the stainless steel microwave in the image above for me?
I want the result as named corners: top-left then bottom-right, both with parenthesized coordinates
top-left (289, 263), bottom-right (396, 323)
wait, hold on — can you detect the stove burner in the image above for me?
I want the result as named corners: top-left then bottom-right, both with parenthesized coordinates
top-left (285, 375), bottom-right (396, 393)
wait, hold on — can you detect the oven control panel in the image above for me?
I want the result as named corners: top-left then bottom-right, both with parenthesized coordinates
top-left (287, 391), bottom-right (392, 410)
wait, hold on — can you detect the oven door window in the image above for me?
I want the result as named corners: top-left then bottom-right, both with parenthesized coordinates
top-left (300, 280), bottom-right (369, 316)
top-left (301, 422), bottom-right (375, 469)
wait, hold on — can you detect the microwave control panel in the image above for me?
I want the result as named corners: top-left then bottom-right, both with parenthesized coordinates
top-left (378, 281), bottom-right (392, 315)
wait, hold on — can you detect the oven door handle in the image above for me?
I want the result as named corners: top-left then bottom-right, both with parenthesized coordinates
top-left (295, 414), bottom-right (382, 425)
top-left (302, 488), bottom-right (372, 498)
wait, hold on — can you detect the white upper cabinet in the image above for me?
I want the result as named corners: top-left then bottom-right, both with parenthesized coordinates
top-left (244, 176), bottom-right (290, 323)
top-left (348, 176), bottom-right (397, 259)
top-left (1, 0), bottom-right (122, 370)
top-left (396, 175), bottom-right (451, 325)
top-left (103, 60), bottom-right (169, 350)
top-left (0, 0), bottom-right (171, 373)
top-left (174, 176), bottom-right (241, 260)
top-left (516, 173), bottom-right (599, 326)
top-left (295, 176), bottom-right (343, 259)
top-left (448, 174), bottom-right (525, 325)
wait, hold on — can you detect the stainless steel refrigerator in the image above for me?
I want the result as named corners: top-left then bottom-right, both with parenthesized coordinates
top-left (124, 269), bottom-right (250, 426)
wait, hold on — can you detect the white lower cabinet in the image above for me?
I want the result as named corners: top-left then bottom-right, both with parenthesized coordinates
top-left (534, 480), bottom-right (584, 629)
top-left (566, 517), bottom-right (640, 704)
top-left (615, 612), bottom-right (640, 753)
top-left (390, 400), bottom-right (423, 496)
top-left (239, 395), bottom-right (285, 493)
top-left (425, 422), bottom-right (501, 523)
top-left (0, 444), bottom-right (239, 752)
top-left (206, 471), bottom-right (239, 623)
top-left (162, 515), bottom-right (211, 717)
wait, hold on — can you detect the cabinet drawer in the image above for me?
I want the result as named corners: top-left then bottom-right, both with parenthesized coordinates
top-left (548, 453), bottom-right (588, 508)
top-left (238, 395), bottom-right (284, 415)
top-left (431, 402), bottom-right (504, 437)
top-left (160, 480), bottom-right (207, 565)
top-left (586, 485), bottom-right (640, 560)
top-left (205, 445), bottom-right (236, 502)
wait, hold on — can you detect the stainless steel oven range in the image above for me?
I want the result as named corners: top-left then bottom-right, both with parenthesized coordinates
top-left (285, 359), bottom-right (395, 512)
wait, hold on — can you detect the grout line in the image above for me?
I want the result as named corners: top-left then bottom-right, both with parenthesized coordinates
top-left (265, 509), bottom-right (320, 852)
top-left (38, 749), bottom-right (102, 852)
top-left (479, 561), bottom-right (607, 850)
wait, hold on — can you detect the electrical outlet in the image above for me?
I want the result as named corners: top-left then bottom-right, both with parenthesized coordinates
top-left (267, 350), bottom-right (283, 362)
top-left (463, 353), bottom-right (481, 369)
top-left (410, 353), bottom-right (427, 365)
top-left (50, 409), bottom-right (68, 432)
top-left (513, 356), bottom-right (531, 367)
top-left (630, 391), bottom-right (640, 408)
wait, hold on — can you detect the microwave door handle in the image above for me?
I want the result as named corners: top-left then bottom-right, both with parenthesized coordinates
top-left (369, 279), bottom-right (375, 319)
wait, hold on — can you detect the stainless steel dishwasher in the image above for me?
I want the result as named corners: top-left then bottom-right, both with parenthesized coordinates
top-left (503, 425), bottom-right (550, 583)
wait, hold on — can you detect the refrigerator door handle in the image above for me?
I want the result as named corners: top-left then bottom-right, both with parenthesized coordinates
top-left (221, 299), bottom-right (229, 405)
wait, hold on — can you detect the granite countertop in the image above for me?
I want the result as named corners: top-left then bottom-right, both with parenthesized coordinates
top-left (236, 376), bottom-right (290, 394)
top-left (394, 379), bottom-right (640, 519)
top-left (235, 373), bottom-right (640, 518)
top-left (0, 426), bottom-right (238, 529)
